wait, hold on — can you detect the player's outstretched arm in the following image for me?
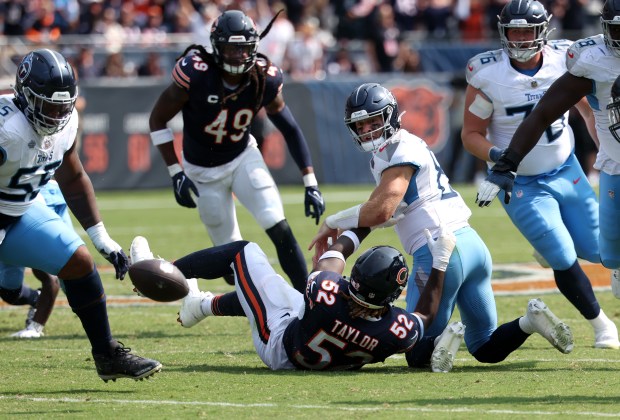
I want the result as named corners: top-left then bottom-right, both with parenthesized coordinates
top-left (313, 227), bottom-right (371, 275)
top-left (413, 226), bottom-right (456, 329)
top-left (56, 144), bottom-right (129, 279)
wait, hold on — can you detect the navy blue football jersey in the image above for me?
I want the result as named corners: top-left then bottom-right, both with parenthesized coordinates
top-left (282, 271), bottom-right (422, 370)
top-left (172, 53), bottom-right (282, 167)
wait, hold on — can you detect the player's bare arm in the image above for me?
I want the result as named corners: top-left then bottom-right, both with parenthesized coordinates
top-left (313, 227), bottom-right (372, 274)
top-left (574, 96), bottom-right (600, 148)
top-left (509, 72), bottom-right (593, 158)
top-left (461, 85), bottom-right (496, 162)
top-left (55, 142), bottom-right (101, 229)
top-left (149, 82), bottom-right (188, 166)
top-left (360, 165), bottom-right (413, 226)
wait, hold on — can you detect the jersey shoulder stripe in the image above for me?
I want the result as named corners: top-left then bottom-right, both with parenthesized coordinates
top-left (172, 60), bottom-right (191, 90)
top-left (466, 49), bottom-right (503, 84)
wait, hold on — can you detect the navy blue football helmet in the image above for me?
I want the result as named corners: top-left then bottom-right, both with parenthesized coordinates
top-left (497, 0), bottom-right (551, 62)
top-left (210, 10), bottom-right (260, 74)
top-left (601, 0), bottom-right (620, 57)
top-left (608, 74), bottom-right (620, 142)
top-left (348, 246), bottom-right (409, 309)
top-left (14, 49), bottom-right (77, 136)
top-left (344, 83), bottom-right (401, 152)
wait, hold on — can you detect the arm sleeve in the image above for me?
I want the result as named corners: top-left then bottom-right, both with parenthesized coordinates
top-left (267, 105), bottom-right (313, 171)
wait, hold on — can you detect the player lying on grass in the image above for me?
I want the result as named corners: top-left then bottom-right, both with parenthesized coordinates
top-left (130, 225), bottom-right (455, 370)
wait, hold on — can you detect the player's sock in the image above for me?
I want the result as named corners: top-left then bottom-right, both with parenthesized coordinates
top-left (174, 241), bottom-right (249, 279)
top-left (63, 267), bottom-right (114, 355)
top-left (472, 318), bottom-right (529, 363)
top-left (208, 292), bottom-right (244, 316)
top-left (266, 220), bottom-right (308, 293)
top-left (554, 260), bottom-right (600, 320)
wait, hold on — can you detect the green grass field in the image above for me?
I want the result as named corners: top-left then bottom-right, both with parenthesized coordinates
top-left (1, 185), bottom-right (620, 418)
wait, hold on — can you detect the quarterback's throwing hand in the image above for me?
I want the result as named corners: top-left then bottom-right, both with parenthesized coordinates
top-left (305, 186), bottom-right (325, 225)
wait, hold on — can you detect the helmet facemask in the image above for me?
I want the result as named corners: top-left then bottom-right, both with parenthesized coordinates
top-left (345, 103), bottom-right (397, 152)
top-left (602, 18), bottom-right (620, 58)
top-left (498, 19), bottom-right (550, 62)
top-left (608, 97), bottom-right (620, 143)
top-left (20, 86), bottom-right (77, 136)
top-left (212, 39), bottom-right (258, 74)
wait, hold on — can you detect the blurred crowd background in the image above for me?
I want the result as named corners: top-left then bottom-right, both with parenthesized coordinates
top-left (0, 0), bottom-right (603, 186)
top-left (0, 0), bottom-right (607, 83)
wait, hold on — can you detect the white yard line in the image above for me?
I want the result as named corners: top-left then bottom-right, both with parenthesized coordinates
top-left (0, 395), bottom-right (618, 417)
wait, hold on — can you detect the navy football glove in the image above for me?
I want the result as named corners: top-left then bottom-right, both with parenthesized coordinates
top-left (304, 186), bottom-right (325, 225)
top-left (476, 149), bottom-right (521, 207)
top-left (171, 171), bottom-right (199, 208)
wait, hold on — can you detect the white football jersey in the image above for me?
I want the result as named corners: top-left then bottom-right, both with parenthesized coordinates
top-left (466, 41), bottom-right (575, 175)
top-left (370, 130), bottom-right (471, 255)
top-left (567, 34), bottom-right (620, 174)
top-left (0, 94), bottom-right (77, 217)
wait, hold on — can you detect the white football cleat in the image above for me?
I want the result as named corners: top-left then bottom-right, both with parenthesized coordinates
top-left (11, 322), bottom-right (44, 339)
top-left (177, 278), bottom-right (213, 328)
top-left (611, 269), bottom-right (620, 299)
top-left (524, 298), bottom-right (573, 354)
top-left (129, 236), bottom-right (154, 265)
top-left (431, 321), bottom-right (465, 373)
top-left (593, 310), bottom-right (620, 349)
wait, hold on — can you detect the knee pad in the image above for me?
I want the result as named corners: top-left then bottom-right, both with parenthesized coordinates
top-left (0, 286), bottom-right (22, 304)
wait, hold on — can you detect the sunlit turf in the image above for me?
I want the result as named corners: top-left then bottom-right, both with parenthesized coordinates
top-left (2, 185), bottom-right (619, 418)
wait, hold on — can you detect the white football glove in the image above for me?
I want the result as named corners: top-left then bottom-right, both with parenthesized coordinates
top-left (424, 225), bottom-right (457, 272)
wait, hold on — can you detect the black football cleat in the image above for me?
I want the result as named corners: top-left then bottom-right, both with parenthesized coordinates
top-left (93, 342), bottom-right (162, 382)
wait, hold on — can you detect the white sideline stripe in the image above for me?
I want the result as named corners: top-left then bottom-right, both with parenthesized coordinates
top-left (0, 396), bottom-right (618, 417)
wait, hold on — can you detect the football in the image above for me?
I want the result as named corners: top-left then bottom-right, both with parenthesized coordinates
top-left (128, 259), bottom-right (189, 302)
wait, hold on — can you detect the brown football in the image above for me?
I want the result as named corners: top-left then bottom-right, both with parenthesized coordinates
top-left (128, 259), bottom-right (189, 302)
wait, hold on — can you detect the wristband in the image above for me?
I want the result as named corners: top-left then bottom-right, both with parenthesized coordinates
top-left (303, 173), bottom-right (318, 187)
top-left (325, 204), bottom-right (361, 230)
top-left (150, 128), bottom-right (174, 146)
top-left (167, 163), bottom-right (183, 177)
top-left (340, 230), bottom-right (360, 253)
top-left (488, 146), bottom-right (502, 163)
top-left (318, 250), bottom-right (346, 263)
top-left (86, 221), bottom-right (107, 242)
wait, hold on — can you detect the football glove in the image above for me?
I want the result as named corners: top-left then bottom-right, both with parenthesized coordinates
top-left (304, 186), bottom-right (325, 225)
top-left (86, 222), bottom-right (129, 280)
top-left (171, 170), bottom-right (199, 208)
top-left (424, 225), bottom-right (456, 272)
top-left (476, 149), bottom-right (521, 207)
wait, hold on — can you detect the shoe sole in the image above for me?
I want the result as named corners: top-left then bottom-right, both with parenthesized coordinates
top-left (594, 339), bottom-right (620, 349)
top-left (531, 303), bottom-right (573, 354)
top-left (99, 362), bottom-right (162, 382)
